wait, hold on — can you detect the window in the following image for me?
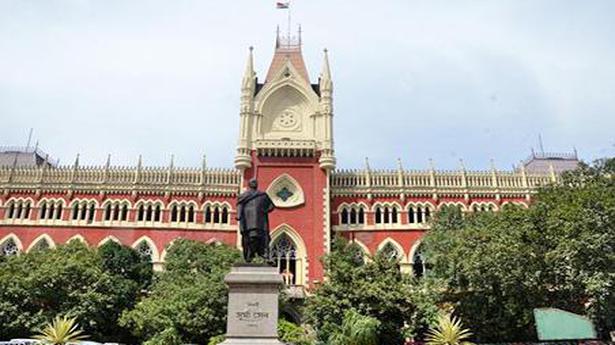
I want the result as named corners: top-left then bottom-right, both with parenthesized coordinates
top-left (270, 234), bottom-right (298, 285)
top-left (170, 203), bottom-right (196, 224)
top-left (4, 200), bottom-right (32, 220)
top-left (204, 204), bottom-right (230, 225)
top-left (70, 200), bottom-right (97, 223)
top-left (339, 204), bottom-right (367, 226)
top-left (412, 244), bottom-right (430, 278)
top-left (375, 205), bottom-right (399, 225)
top-left (136, 201), bottom-right (162, 222)
top-left (1, 238), bottom-right (19, 256)
top-left (408, 205), bottom-right (433, 224)
top-left (39, 200), bottom-right (63, 220)
top-left (103, 201), bottom-right (130, 222)
top-left (31, 238), bottom-right (51, 251)
top-left (135, 241), bottom-right (154, 262)
top-left (378, 242), bottom-right (401, 261)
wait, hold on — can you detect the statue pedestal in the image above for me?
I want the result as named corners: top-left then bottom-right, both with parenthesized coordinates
top-left (221, 264), bottom-right (285, 345)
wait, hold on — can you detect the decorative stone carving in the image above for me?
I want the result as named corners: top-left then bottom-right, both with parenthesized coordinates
top-left (265, 174), bottom-right (305, 208)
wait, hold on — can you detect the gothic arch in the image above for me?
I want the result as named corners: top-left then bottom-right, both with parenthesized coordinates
top-left (266, 173), bottom-right (305, 208)
top-left (437, 201), bottom-right (467, 211)
top-left (37, 198), bottom-right (66, 207)
top-left (67, 234), bottom-right (88, 245)
top-left (0, 233), bottom-right (23, 251)
top-left (352, 239), bottom-right (371, 256)
top-left (376, 238), bottom-right (407, 262)
top-left (470, 201), bottom-right (498, 212)
top-left (132, 236), bottom-right (159, 262)
top-left (27, 234), bottom-right (56, 252)
top-left (98, 236), bottom-right (122, 247)
top-left (501, 201), bottom-right (528, 209)
top-left (270, 224), bottom-right (308, 286)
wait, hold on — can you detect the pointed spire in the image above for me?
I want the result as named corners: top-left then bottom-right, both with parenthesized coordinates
top-left (137, 154), bottom-right (142, 168)
top-left (73, 153), bottom-right (80, 168)
top-left (105, 154), bottom-right (111, 168)
top-left (364, 157), bottom-right (371, 171)
top-left (397, 158), bottom-right (403, 171)
top-left (202, 154), bottom-right (207, 171)
top-left (242, 46), bottom-right (256, 89)
top-left (320, 48), bottom-right (332, 91)
top-left (428, 158), bottom-right (435, 171)
top-left (459, 158), bottom-right (466, 171)
top-left (169, 154), bottom-right (175, 169)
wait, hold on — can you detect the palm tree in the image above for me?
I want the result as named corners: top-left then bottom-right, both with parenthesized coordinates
top-left (426, 313), bottom-right (474, 345)
top-left (328, 309), bottom-right (380, 345)
top-left (33, 315), bottom-right (88, 345)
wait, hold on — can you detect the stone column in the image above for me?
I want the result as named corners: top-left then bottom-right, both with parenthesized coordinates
top-left (221, 264), bottom-right (285, 345)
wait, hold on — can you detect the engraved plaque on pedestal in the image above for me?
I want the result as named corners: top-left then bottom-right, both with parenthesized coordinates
top-left (221, 264), bottom-right (285, 345)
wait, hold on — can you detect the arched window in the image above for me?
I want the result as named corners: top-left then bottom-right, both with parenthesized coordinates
top-left (5, 200), bottom-right (33, 220)
top-left (416, 207), bottom-right (423, 223)
top-left (154, 205), bottom-right (161, 222)
top-left (391, 207), bottom-right (398, 223)
top-left (358, 208), bottom-right (365, 224)
top-left (135, 241), bottom-right (153, 262)
top-left (350, 208), bottom-right (357, 224)
top-left (213, 207), bottom-right (220, 224)
top-left (424, 207), bottom-right (431, 222)
top-left (383, 207), bottom-right (390, 223)
top-left (137, 204), bottom-right (145, 221)
top-left (409, 207), bottom-right (415, 223)
top-left (1, 238), bottom-right (19, 256)
top-left (340, 208), bottom-right (349, 225)
top-left (188, 205), bottom-right (195, 223)
top-left (121, 204), bottom-right (128, 221)
top-left (375, 208), bottom-right (382, 224)
top-left (171, 205), bottom-right (178, 222)
top-left (412, 244), bottom-right (430, 278)
top-left (221, 207), bottom-right (228, 224)
top-left (379, 242), bottom-right (401, 261)
top-left (205, 206), bottom-right (212, 223)
top-left (31, 238), bottom-right (51, 252)
top-left (269, 234), bottom-right (298, 285)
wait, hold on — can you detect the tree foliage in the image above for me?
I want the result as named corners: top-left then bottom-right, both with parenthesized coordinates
top-left (423, 158), bottom-right (615, 341)
top-left (0, 241), bottom-right (150, 342)
top-left (305, 237), bottom-right (441, 345)
top-left (119, 239), bottom-right (241, 344)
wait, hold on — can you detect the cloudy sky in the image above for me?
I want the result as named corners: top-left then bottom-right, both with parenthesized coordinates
top-left (1, 0), bottom-right (613, 170)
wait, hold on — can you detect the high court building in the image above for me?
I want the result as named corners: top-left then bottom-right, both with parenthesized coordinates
top-left (0, 31), bottom-right (578, 294)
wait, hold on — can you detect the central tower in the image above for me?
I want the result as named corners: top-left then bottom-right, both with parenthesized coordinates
top-left (234, 30), bottom-right (335, 288)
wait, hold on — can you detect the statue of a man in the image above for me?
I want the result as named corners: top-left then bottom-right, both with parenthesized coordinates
top-left (236, 178), bottom-right (275, 262)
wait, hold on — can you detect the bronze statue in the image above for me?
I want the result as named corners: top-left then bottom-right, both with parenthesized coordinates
top-left (236, 178), bottom-right (275, 262)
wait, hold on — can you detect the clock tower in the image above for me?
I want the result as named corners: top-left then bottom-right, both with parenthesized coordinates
top-left (234, 30), bottom-right (335, 288)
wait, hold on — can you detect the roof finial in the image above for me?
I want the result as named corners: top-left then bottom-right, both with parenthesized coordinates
top-left (321, 48), bottom-right (331, 81)
top-left (105, 154), bottom-right (111, 168)
top-left (137, 154), bottom-right (142, 168)
top-left (459, 158), bottom-right (466, 171)
top-left (242, 46), bottom-right (256, 88)
top-left (364, 157), bottom-right (371, 171)
top-left (397, 158), bottom-right (403, 171)
top-left (73, 153), bottom-right (80, 168)
top-left (202, 154), bottom-right (207, 171)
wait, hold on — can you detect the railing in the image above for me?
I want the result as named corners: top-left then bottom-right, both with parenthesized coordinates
top-left (0, 165), bottom-right (242, 195)
top-left (332, 168), bottom-right (554, 195)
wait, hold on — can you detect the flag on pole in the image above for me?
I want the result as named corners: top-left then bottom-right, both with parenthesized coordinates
top-left (276, 1), bottom-right (289, 9)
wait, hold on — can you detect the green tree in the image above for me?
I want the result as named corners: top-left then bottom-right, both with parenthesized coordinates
top-left (305, 237), bottom-right (438, 345)
top-left (423, 158), bottom-right (615, 341)
top-left (328, 309), bottom-right (380, 345)
top-left (98, 240), bottom-right (153, 290)
top-left (120, 239), bottom-right (241, 344)
top-left (0, 241), bottom-right (144, 342)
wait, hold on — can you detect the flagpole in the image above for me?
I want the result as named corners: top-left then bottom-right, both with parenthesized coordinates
top-left (287, 1), bottom-right (291, 47)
